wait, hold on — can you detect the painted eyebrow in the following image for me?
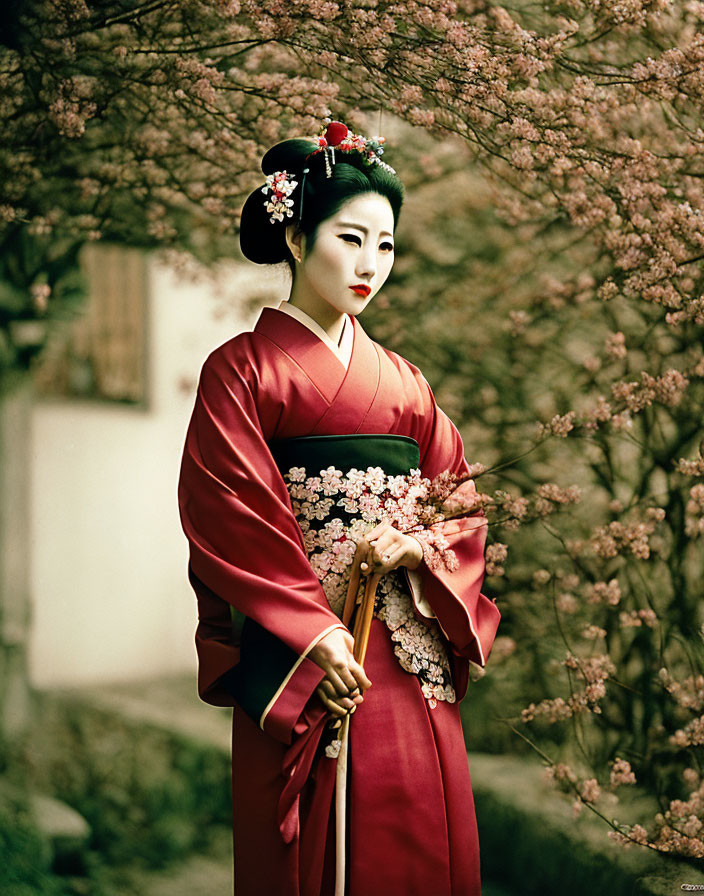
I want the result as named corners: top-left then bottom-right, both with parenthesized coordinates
top-left (335, 221), bottom-right (394, 239)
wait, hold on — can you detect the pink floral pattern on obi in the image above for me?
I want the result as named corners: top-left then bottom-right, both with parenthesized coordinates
top-left (282, 464), bottom-right (470, 705)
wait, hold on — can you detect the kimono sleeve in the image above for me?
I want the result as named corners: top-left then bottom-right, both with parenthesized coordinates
top-left (177, 344), bottom-right (344, 740)
top-left (407, 366), bottom-right (501, 685)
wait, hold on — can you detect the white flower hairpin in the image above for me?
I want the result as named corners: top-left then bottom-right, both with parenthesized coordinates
top-left (261, 171), bottom-right (298, 223)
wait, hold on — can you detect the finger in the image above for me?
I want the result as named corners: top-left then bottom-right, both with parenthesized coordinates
top-left (369, 524), bottom-right (397, 551)
top-left (335, 695), bottom-right (358, 711)
top-left (349, 659), bottom-right (373, 691)
top-left (367, 537), bottom-right (385, 565)
top-left (316, 685), bottom-right (350, 716)
top-left (371, 528), bottom-right (402, 561)
top-left (354, 538), bottom-right (372, 576)
top-left (378, 544), bottom-right (406, 571)
top-left (371, 537), bottom-right (395, 567)
top-left (318, 680), bottom-right (339, 699)
top-left (365, 521), bottom-right (391, 542)
top-left (365, 537), bottom-right (377, 570)
top-left (370, 545), bottom-right (394, 569)
top-left (360, 538), bottom-right (372, 574)
top-left (319, 680), bottom-right (357, 710)
top-left (324, 668), bottom-right (355, 696)
top-left (336, 665), bottom-right (363, 694)
top-left (328, 700), bottom-right (349, 718)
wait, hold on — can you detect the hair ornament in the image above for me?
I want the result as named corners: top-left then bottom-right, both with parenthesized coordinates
top-left (261, 171), bottom-right (298, 223)
top-left (298, 167), bottom-right (310, 221)
top-left (309, 120), bottom-right (396, 176)
top-left (259, 121), bottom-right (396, 225)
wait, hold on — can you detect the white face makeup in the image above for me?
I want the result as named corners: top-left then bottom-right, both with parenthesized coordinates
top-left (286, 192), bottom-right (396, 325)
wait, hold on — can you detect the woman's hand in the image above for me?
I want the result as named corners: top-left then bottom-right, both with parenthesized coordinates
top-left (309, 628), bottom-right (372, 718)
top-left (356, 521), bottom-right (423, 575)
top-left (308, 523), bottom-right (422, 717)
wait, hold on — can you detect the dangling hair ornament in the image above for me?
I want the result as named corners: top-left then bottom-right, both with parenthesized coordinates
top-left (298, 167), bottom-right (310, 221)
top-left (310, 119), bottom-right (396, 176)
top-left (261, 171), bottom-right (298, 223)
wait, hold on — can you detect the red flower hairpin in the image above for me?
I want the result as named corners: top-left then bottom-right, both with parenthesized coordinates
top-left (309, 120), bottom-right (396, 177)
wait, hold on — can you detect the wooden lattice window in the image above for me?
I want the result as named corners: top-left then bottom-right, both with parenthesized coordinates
top-left (34, 244), bottom-right (148, 404)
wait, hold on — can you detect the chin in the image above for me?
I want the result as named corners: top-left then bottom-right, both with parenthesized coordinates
top-left (331, 293), bottom-right (375, 316)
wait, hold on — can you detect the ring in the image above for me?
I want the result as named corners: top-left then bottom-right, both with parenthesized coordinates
top-left (382, 553), bottom-right (390, 562)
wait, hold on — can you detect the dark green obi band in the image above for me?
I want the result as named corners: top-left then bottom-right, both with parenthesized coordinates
top-left (223, 433), bottom-right (420, 731)
top-left (270, 433), bottom-right (420, 479)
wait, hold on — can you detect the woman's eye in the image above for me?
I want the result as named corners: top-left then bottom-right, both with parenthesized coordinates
top-left (338, 234), bottom-right (393, 251)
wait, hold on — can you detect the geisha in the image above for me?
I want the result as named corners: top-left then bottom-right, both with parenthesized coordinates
top-left (178, 120), bottom-right (501, 896)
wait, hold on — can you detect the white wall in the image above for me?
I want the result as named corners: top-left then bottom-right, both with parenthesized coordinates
top-left (28, 255), bottom-right (286, 687)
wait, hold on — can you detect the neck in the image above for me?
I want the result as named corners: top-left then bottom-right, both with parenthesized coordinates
top-left (288, 281), bottom-right (346, 345)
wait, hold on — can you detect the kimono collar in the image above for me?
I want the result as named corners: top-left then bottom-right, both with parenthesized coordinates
top-left (254, 306), bottom-right (381, 420)
top-left (276, 300), bottom-right (353, 370)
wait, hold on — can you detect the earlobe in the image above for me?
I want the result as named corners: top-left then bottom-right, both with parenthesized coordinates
top-left (285, 224), bottom-right (304, 264)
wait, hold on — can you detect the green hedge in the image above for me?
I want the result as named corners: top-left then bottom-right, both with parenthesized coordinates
top-left (20, 694), bottom-right (231, 869)
top-left (0, 784), bottom-right (62, 896)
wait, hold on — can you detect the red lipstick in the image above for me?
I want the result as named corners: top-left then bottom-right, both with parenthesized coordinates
top-left (350, 284), bottom-right (371, 297)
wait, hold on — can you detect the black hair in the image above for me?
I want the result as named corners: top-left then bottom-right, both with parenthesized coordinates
top-left (239, 136), bottom-right (404, 269)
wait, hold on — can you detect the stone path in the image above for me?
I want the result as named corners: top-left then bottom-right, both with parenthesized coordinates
top-left (115, 854), bottom-right (233, 896)
top-left (95, 826), bottom-right (233, 896)
top-left (96, 823), bottom-right (512, 896)
top-left (110, 857), bottom-right (512, 896)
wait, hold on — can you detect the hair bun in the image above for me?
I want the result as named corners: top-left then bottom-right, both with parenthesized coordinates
top-left (240, 138), bottom-right (319, 264)
top-left (239, 186), bottom-right (289, 264)
top-left (261, 138), bottom-right (318, 177)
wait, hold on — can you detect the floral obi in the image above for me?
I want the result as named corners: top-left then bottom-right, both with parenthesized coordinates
top-left (270, 434), bottom-right (459, 706)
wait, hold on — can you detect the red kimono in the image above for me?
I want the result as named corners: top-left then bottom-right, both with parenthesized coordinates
top-left (178, 306), bottom-right (501, 896)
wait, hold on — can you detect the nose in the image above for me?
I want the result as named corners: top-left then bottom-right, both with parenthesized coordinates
top-left (355, 244), bottom-right (376, 281)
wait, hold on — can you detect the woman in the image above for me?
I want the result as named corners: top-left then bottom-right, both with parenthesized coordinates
top-left (178, 120), bottom-right (501, 896)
